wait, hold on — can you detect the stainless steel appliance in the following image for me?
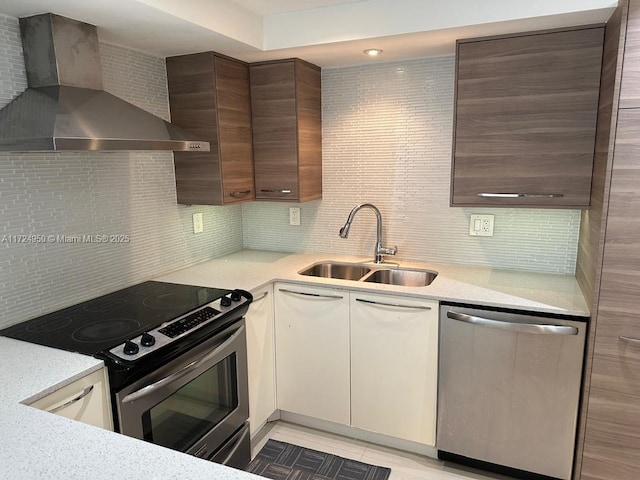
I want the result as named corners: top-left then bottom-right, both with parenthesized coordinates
top-left (114, 317), bottom-right (250, 467)
top-left (0, 13), bottom-right (210, 152)
top-left (0, 281), bottom-right (251, 469)
top-left (437, 304), bottom-right (586, 480)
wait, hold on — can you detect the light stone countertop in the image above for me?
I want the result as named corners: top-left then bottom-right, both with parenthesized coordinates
top-left (0, 337), bottom-right (263, 479)
top-left (0, 249), bottom-right (589, 479)
top-left (155, 249), bottom-right (590, 317)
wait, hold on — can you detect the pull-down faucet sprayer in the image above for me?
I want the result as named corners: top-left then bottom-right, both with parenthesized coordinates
top-left (339, 203), bottom-right (397, 264)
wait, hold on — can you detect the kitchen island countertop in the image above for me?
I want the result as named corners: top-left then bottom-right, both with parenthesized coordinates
top-left (0, 336), bottom-right (262, 479)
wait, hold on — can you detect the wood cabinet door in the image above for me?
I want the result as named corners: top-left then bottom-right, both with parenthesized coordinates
top-left (350, 293), bottom-right (439, 445)
top-left (451, 27), bottom-right (604, 208)
top-left (620, 0), bottom-right (640, 107)
top-left (215, 56), bottom-right (255, 204)
top-left (295, 60), bottom-right (322, 203)
top-left (167, 53), bottom-right (254, 205)
top-left (250, 61), bottom-right (300, 201)
top-left (167, 52), bottom-right (223, 205)
top-left (581, 109), bottom-right (640, 479)
top-left (250, 59), bottom-right (322, 202)
top-left (274, 283), bottom-right (350, 425)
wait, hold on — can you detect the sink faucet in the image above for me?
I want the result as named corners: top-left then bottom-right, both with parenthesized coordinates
top-left (339, 203), bottom-right (397, 264)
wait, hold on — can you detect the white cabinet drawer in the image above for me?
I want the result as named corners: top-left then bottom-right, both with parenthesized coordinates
top-left (30, 368), bottom-right (113, 430)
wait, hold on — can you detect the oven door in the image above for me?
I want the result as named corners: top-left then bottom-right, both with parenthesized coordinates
top-left (115, 319), bottom-right (249, 462)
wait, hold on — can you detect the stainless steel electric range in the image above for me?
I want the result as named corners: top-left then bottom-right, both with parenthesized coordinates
top-left (0, 280), bottom-right (253, 470)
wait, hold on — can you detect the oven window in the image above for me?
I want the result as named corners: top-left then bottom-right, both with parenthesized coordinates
top-left (142, 353), bottom-right (238, 451)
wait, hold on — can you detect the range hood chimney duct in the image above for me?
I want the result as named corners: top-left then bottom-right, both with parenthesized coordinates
top-left (0, 13), bottom-right (210, 152)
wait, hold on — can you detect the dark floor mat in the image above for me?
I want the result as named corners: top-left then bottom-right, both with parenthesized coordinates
top-left (247, 439), bottom-right (391, 480)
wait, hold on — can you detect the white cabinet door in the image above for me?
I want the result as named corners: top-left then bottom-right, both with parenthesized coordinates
top-left (350, 292), bottom-right (439, 445)
top-left (274, 282), bottom-right (350, 425)
top-left (30, 367), bottom-right (113, 430)
top-left (246, 284), bottom-right (276, 434)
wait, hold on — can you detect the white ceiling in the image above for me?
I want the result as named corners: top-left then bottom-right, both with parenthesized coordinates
top-left (0, 0), bottom-right (617, 68)
top-left (233, 0), bottom-right (365, 16)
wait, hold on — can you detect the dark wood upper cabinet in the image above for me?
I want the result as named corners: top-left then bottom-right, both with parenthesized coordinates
top-left (166, 52), bottom-right (255, 205)
top-left (250, 59), bottom-right (322, 202)
top-left (451, 26), bottom-right (604, 208)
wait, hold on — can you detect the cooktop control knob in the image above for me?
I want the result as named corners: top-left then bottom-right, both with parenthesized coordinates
top-left (231, 291), bottom-right (242, 302)
top-left (140, 333), bottom-right (155, 347)
top-left (220, 295), bottom-right (232, 307)
top-left (123, 341), bottom-right (139, 355)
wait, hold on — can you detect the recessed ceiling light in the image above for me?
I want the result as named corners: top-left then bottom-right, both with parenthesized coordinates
top-left (363, 48), bottom-right (383, 57)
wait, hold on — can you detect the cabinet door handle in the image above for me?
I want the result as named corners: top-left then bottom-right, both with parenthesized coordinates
top-left (278, 288), bottom-right (343, 300)
top-left (355, 298), bottom-right (431, 310)
top-left (252, 291), bottom-right (269, 303)
top-left (476, 193), bottom-right (564, 198)
top-left (261, 189), bottom-right (292, 194)
top-left (229, 190), bottom-right (251, 197)
top-left (619, 335), bottom-right (640, 346)
top-left (46, 385), bottom-right (94, 414)
top-left (447, 311), bottom-right (578, 335)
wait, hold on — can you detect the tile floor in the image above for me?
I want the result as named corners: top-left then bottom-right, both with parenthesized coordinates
top-left (251, 421), bottom-right (514, 480)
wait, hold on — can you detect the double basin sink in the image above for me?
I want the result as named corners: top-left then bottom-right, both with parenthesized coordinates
top-left (298, 261), bottom-right (438, 287)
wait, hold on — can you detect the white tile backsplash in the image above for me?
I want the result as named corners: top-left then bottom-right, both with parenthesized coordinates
top-left (0, 15), bottom-right (242, 327)
top-left (100, 43), bottom-right (172, 120)
top-left (242, 57), bottom-right (581, 274)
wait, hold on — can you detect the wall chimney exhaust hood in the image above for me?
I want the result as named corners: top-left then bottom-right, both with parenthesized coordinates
top-left (0, 13), bottom-right (209, 153)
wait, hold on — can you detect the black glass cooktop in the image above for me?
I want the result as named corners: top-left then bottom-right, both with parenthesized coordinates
top-left (0, 281), bottom-right (229, 355)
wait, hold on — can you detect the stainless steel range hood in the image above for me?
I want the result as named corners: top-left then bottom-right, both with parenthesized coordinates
top-left (0, 13), bottom-right (209, 152)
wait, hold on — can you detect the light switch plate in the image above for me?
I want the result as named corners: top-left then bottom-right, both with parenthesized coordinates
top-left (193, 212), bottom-right (204, 233)
top-left (469, 214), bottom-right (494, 236)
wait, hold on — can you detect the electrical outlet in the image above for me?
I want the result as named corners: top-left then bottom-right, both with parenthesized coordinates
top-left (469, 214), bottom-right (494, 237)
top-left (289, 207), bottom-right (301, 226)
top-left (193, 212), bottom-right (204, 234)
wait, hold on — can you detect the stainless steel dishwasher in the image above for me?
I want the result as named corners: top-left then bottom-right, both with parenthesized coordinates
top-left (437, 304), bottom-right (586, 480)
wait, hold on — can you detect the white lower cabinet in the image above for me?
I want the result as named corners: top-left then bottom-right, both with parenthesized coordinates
top-left (350, 292), bottom-right (439, 445)
top-left (272, 282), bottom-right (439, 447)
top-left (30, 367), bottom-right (113, 430)
top-left (274, 282), bottom-right (350, 425)
top-left (245, 284), bottom-right (276, 434)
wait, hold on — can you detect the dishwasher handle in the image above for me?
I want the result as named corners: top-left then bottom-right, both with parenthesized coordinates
top-left (446, 311), bottom-right (579, 335)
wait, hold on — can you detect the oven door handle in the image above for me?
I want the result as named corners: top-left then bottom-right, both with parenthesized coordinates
top-left (121, 325), bottom-right (244, 404)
